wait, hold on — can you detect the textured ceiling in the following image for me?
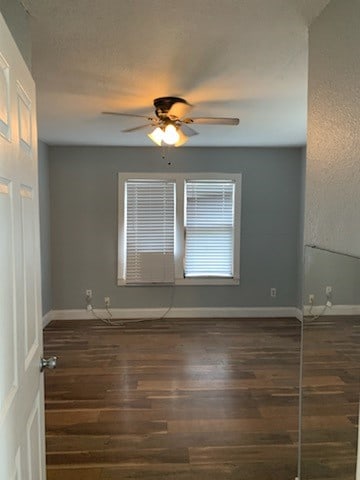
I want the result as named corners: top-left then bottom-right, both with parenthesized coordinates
top-left (28, 0), bottom-right (330, 147)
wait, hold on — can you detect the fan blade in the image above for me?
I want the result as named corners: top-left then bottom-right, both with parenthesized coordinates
top-left (122, 124), bottom-right (152, 133)
top-left (168, 101), bottom-right (193, 120)
top-left (102, 111), bottom-right (155, 121)
top-left (185, 117), bottom-right (239, 125)
top-left (180, 124), bottom-right (198, 137)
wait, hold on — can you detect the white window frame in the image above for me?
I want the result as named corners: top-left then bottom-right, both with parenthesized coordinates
top-left (118, 172), bottom-right (241, 286)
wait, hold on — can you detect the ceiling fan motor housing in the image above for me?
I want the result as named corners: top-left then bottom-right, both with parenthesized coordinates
top-left (153, 96), bottom-right (188, 118)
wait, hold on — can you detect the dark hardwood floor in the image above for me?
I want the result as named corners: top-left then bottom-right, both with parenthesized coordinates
top-left (43, 317), bottom-right (359, 480)
top-left (301, 316), bottom-right (360, 480)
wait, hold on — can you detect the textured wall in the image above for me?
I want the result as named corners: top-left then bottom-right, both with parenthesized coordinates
top-left (38, 141), bottom-right (52, 315)
top-left (304, 246), bottom-right (360, 306)
top-left (49, 146), bottom-right (303, 310)
top-left (305, 0), bottom-right (360, 257)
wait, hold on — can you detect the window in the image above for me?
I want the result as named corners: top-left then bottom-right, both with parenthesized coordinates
top-left (118, 173), bottom-right (241, 285)
top-left (125, 180), bottom-right (175, 284)
top-left (184, 181), bottom-right (235, 278)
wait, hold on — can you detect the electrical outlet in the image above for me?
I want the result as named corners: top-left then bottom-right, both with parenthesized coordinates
top-left (270, 288), bottom-right (277, 297)
top-left (85, 290), bottom-right (93, 312)
top-left (309, 294), bottom-right (315, 304)
top-left (104, 296), bottom-right (110, 308)
top-left (326, 286), bottom-right (332, 297)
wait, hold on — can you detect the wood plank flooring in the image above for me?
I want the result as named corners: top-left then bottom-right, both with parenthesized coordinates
top-left (43, 317), bottom-right (359, 479)
top-left (301, 316), bottom-right (360, 480)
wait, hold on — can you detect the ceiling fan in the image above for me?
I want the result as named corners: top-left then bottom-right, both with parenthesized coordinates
top-left (102, 96), bottom-right (239, 146)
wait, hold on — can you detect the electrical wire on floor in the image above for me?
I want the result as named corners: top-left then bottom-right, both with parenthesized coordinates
top-left (90, 286), bottom-right (175, 327)
top-left (308, 304), bottom-right (329, 321)
top-left (89, 306), bottom-right (104, 321)
top-left (306, 298), bottom-right (332, 321)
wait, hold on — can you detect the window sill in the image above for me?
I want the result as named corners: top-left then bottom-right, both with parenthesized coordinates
top-left (117, 278), bottom-right (239, 286)
top-left (175, 278), bottom-right (239, 286)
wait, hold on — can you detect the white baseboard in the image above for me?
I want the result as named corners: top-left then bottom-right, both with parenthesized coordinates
top-left (42, 311), bottom-right (53, 328)
top-left (44, 306), bottom-right (302, 324)
top-left (303, 304), bottom-right (360, 317)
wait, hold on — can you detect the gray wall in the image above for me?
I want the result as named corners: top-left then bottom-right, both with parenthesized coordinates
top-left (38, 141), bottom-right (52, 315)
top-left (49, 146), bottom-right (303, 310)
top-left (0, 0), bottom-right (31, 68)
top-left (305, 0), bottom-right (360, 258)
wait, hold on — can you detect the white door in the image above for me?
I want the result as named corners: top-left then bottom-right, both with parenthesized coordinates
top-left (0, 12), bottom-right (46, 480)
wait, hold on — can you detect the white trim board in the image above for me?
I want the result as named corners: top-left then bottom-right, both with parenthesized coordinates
top-left (43, 307), bottom-right (302, 325)
top-left (42, 311), bottom-right (53, 328)
top-left (303, 304), bottom-right (360, 317)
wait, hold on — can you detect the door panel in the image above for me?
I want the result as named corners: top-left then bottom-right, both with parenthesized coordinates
top-left (0, 178), bottom-right (17, 416)
top-left (26, 394), bottom-right (42, 480)
top-left (17, 82), bottom-right (32, 151)
top-left (0, 52), bottom-right (10, 139)
top-left (12, 450), bottom-right (21, 480)
top-left (0, 12), bottom-right (46, 480)
top-left (20, 185), bottom-right (39, 368)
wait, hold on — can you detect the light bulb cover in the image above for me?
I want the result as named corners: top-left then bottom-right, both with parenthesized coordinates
top-left (148, 127), bottom-right (164, 146)
top-left (148, 124), bottom-right (185, 147)
top-left (163, 124), bottom-right (180, 145)
top-left (174, 128), bottom-right (189, 147)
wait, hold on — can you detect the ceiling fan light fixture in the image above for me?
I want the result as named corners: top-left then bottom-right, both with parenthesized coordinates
top-left (174, 128), bottom-right (189, 147)
top-left (162, 124), bottom-right (180, 145)
top-left (148, 127), bottom-right (164, 146)
top-left (148, 124), bottom-right (182, 146)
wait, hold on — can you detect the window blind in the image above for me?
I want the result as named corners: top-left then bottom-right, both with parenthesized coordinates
top-left (125, 180), bottom-right (175, 284)
top-left (184, 181), bottom-right (235, 277)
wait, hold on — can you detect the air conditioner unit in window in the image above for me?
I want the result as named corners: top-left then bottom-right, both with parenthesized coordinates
top-left (127, 252), bottom-right (175, 284)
